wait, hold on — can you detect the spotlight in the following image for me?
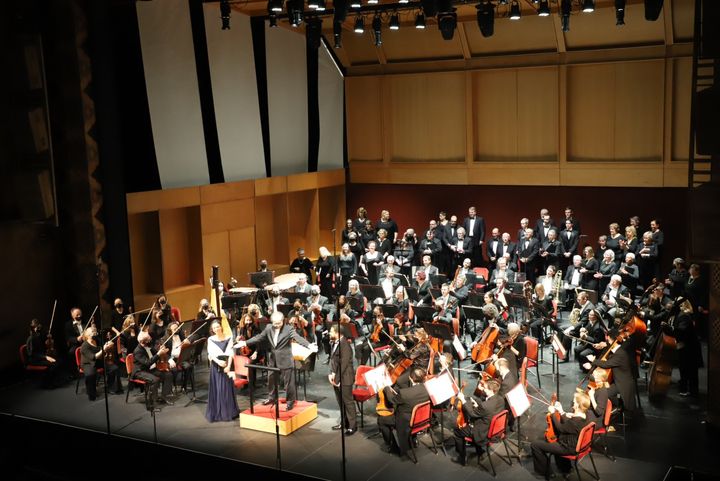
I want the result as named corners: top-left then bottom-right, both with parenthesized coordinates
top-left (509, 1), bottom-right (521, 20)
top-left (582, 0), bottom-right (595, 13)
top-left (354, 15), bottom-right (364, 33)
top-left (437, 0), bottom-right (457, 40)
top-left (415, 12), bottom-right (426, 29)
top-left (220, 0), bottom-right (231, 30)
top-left (350, 0), bottom-right (361, 7)
top-left (268, 12), bottom-right (278, 27)
top-left (498, 0), bottom-right (508, 4)
top-left (333, 20), bottom-right (343, 48)
top-left (644, 0), bottom-right (663, 21)
top-left (476, 2), bottom-right (495, 38)
top-left (561, 0), bottom-right (570, 31)
top-left (316, 0), bottom-right (326, 11)
top-left (390, 13), bottom-right (400, 30)
top-left (288, 0), bottom-right (303, 27)
top-left (268, 0), bottom-right (283, 13)
top-left (372, 15), bottom-right (382, 45)
top-left (399, 0), bottom-right (409, 3)
top-left (368, 0), bottom-right (378, 4)
top-left (615, 0), bottom-right (626, 26)
top-left (538, 0), bottom-right (550, 17)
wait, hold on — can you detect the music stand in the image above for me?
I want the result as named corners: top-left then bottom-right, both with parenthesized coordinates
top-left (381, 304), bottom-right (400, 319)
top-left (413, 306), bottom-right (436, 323)
top-left (359, 284), bottom-right (386, 304)
top-left (405, 286), bottom-right (419, 302)
top-left (461, 305), bottom-right (484, 341)
top-left (467, 291), bottom-right (484, 307)
top-left (180, 339), bottom-right (207, 407)
top-left (576, 288), bottom-right (598, 305)
top-left (249, 271), bottom-right (274, 288)
top-left (347, 295), bottom-right (364, 314)
top-left (507, 282), bottom-right (525, 295)
top-left (505, 383), bottom-right (531, 459)
top-left (352, 274), bottom-right (370, 285)
top-left (284, 292), bottom-right (307, 306)
top-left (422, 321), bottom-right (457, 381)
top-left (507, 294), bottom-right (528, 323)
top-left (397, 274), bottom-right (410, 287)
top-left (245, 363), bottom-right (283, 470)
top-left (276, 304), bottom-right (294, 318)
top-left (430, 274), bottom-right (447, 288)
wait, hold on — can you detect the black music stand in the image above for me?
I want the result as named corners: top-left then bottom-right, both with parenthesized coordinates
top-left (284, 292), bottom-right (307, 305)
top-left (250, 271), bottom-right (274, 288)
top-left (359, 284), bottom-right (386, 304)
top-left (246, 363), bottom-right (283, 471)
top-left (347, 295), bottom-right (364, 314)
top-left (381, 304), bottom-right (400, 319)
top-left (180, 339), bottom-right (207, 407)
top-left (413, 305), bottom-right (436, 324)
top-left (430, 274), bottom-right (448, 288)
top-left (507, 294), bottom-right (528, 323)
top-left (422, 321), bottom-right (457, 381)
top-left (467, 291), bottom-right (484, 307)
top-left (351, 274), bottom-right (370, 285)
top-left (396, 274), bottom-right (410, 287)
top-left (405, 286), bottom-right (419, 302)
top-left (277, 304), bottom-right (294, 318)
top-left (461, 305), bottom-right (484, 341)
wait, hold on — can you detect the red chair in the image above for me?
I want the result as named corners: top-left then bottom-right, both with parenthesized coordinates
top-left (233, 354), bottom-right (251, 390)
top-left (524, 336), bottom-right (540, 388)
top-left (473, 267), bottom-right (490, 291)
top-left (556, 422), bottom-right (599, 481)
top-left (124, 353), bottom-right (150, 408)
top-left (408, 400), bottom-right (438, 463)
top-left (171, 306), bottom-right (182, 323)
top-left (472, 409), bottom-right (514, 476)
top-left (352, 365), bottom-right (376, 428)
top-left (519, 356), bottom-right (529, 388)
top-left (19, 344), bottom-right (49, 373)
top-left (75, 347), bottom-right (104, 395)
top-left (592, 399), bottom-right (616, 461)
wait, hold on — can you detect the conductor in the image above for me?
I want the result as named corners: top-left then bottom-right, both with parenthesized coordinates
top-left (235, 311), bottom-right (318, 411)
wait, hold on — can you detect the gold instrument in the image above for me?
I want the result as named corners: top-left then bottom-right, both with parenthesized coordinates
top-left (568, 307), bottom-right (581, 325)
top-left (552, 269), bottom-right (562, 301)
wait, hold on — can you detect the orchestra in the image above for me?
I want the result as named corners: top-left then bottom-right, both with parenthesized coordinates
top-left (22, 205), bottom-right (708, 479)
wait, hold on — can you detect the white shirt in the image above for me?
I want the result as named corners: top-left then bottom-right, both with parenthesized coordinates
top-left (491, 240), bottom-right (499, 255)
top-left (571, 270), bottom-right (581, 286)
top-left (468, 218), bottom-right (476, 237)
top-left (456, 239), bottom-right (463, 251)
top-left (381, 278), bottom-right (394, 298)
top-left (73, 321), bottom-right (82, 335)
top-left (272, 328), bottom-right (281, 346)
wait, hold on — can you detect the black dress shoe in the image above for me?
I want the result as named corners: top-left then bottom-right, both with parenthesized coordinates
top-left (452, 455), bottom-right (466, 466)
top-left (262, 398), bottom-right (275, 406)
top-left (159, 397), bottom-right (174, 406)
top-left (332, 424), bottom-right (343, 430)
top-left (286, 402), bottom-right (295, 411)
top-left (344, 428), bottom-right (356, 436)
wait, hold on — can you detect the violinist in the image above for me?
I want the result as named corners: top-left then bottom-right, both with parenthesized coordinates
top-left (379, 266), bottom-right (401, 300)
top-left (26, 319), bottom-right (58, 388)
top-left (572, 309), bottom-right (607, 371)
top-left (306, 285), bottom-right (330, 323)
top-left (165, 320), bottom-right (192, 385)
top-left (119, 315), bottom-right (138, 359)
top-left (497, 322), bottom-right (526, 374)
top-left (149, 308), bottom-right (167, 343)
top-left (531, 391), bottom-right (591, 478)
top-left (450, 273), bottom-right (470, 308)
top-left (412, 270), bottom-right (431, 301)
top-left (528, 283), bottom-right (554, 341)
top-left (132, 331), bottom-right (174, 406)
top-left (433, 283), bottom-right (458, 325)
top-left (390, 286), bottom-right (411, 328)
top-left (193, 298), bottom-right (215, 342)
top-left (156, 294), bottom-right (173, 324)
top-left (80, 327), bottom-right (122, 401)
top-left (378, 368), bottom-right (430, 457)
top-left (494, 357), bottom-right (517, 398)
top-left (64, 307), bottom-right (86, 362)
top-left (583, 328), bottom-right (637, 413)
top-left (586, 367), bottom-right (611, 426)
top-left (370, 305), bottom-right (391, 350)
top-left (452, 378), bottom-right (504, 466)
top-left (487, 277), bottom-right (511, 320)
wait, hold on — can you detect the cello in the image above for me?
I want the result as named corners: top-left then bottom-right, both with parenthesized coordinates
top-left (647, 303), bottom-right (680, 399)
top-left (471, 323), bottom-right (500, 364)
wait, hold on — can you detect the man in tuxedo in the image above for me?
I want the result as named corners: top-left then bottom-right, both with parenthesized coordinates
top-left (236, 312), bottom-right (317, 410)
top-left (433, 283), bottom-right (459, 325)
top-left (536, 213), bottom-right (557, 243)
top-left (517, 218), bottom-right (530, 245)
top-left (498, 232), bottom-right (517, 271)
top-left (419, 254), bottom-right (439, 278)
top-left (449, 227), bottom-right (472, 270)
top-left (328, 324), bottom-right (357, 435)
top-left (562, 206), bottom-right (581, 234)
top-left (563, 255), bottom-right (584, 306)
top-left (539, 229), bottom-right (561, 271)
top-left (559, 220), bottom-right (580, 272)
top-left (597, 274), bottom-right (631, 321)
top-left (452, 378), bottom-right (505, 465)
top-left (463, 206), bottom-right (486, 267)
top-left (132, 331), bottom-right (174, 407)
top-left (517, 228), bottom-right (540, 284)
top-left (490, 257), bottom-right (516, 284)
top-left (486, 227), bottom-right (502, 269)
top-left (65, 307), bottom-right (86, 362)
top-left (442, 215), bottom-right (460, 276)
top-left (379, 368), bottom-right (431, 457)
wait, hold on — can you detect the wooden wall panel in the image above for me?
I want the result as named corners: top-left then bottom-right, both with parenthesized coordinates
top-left (128, 212), bottom-right (162, 295)
top-left (202, 231), bottom-right (230, 290)
top-left (567, 64), bottom-right (616, 161)
top-left (474, 69), bottom-right (518, 161)
top-left (464, 16), bottom-right (557, 56)
top-left (200, 198), bottom-right (255, 234)
top-left (199, 180), bottom-right (254, 204)
top-left (614, 61), bottom-right (664, 161)
top-left (346, 77), bottom-right (384, 162)
top-left (382, 25), bottom-right (463, 62)
top-left (517, 68), bottom-right (559, 161)
top-left (229, 226), bottom-right (257, 283)
top-left (287, 190), bottom-right (319, 260)
top-left (126, 186), bottom-right (200, 214)
top-left (672, 57), bottom-right (692, 161)
top-left (390, 72), bottom-right (466, 162)
top-left (318, 186), bottom-right (346, 253)
top-left (159, 207), bottom-right (201, 289)
top-left (254, 194), bottom-right (289, 266)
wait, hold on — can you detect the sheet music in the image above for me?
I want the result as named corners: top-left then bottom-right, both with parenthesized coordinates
top-left (551, 334), bottom-right (566, 360)
top-left (291, 342), bottom-right (313, 361)
top-left (452, 335), bottom-right (467, 361)
top-left (424, 371), bottom-right (459, 405)
top-left (363, 364), bottom-right (392, 395)
top-left (505, 383), bottom-right (531, 417)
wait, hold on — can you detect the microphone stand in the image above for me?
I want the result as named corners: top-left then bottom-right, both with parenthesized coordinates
top-left (96, 257), bottom-right (111, 435)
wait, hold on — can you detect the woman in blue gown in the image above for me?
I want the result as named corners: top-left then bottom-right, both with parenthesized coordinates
top-left (206, 320), bottom-right (239, 422)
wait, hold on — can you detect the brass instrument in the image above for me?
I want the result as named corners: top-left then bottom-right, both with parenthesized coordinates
top-left (552, 269), bottom-right (562, 301)
top-left (568, 307), bottom-right (581, 325)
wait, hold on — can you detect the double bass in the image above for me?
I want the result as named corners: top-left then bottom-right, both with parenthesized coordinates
top-left (647, 302), bottom-right (679, 399)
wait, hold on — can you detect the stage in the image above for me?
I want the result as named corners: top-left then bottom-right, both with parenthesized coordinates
top-left (0, 326), bottom-right (714, 481)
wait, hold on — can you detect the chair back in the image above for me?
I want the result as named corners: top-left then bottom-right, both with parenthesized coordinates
top-left (487, 409), bottom-right (509, 440)
top-left (234, 354), bottom-right (250, 377)
top-left (125, 353), bottom-right (135, 376)
top-left (519, 357), bottom-right (529, 387)
top-left (410, 401), bottom-right (432, 434)
top-left (602, 398), bottom-right (613, 428)
top-left (171, 306), bottom-right (182, 323)
top-left (551, 299), bottom-right (558, 318)
top-left (473, 267), bottom-right (489, 290)
top-left (19, 344), bottom-right (28, 366)
top-left (575, 422), bottom-right (596, 458)
top-left (525, 336), bottom-right (539, 364)
top-left (74, 347), bottom-right (82, 370)
top-left (355, 365), bottom-right (375, 393)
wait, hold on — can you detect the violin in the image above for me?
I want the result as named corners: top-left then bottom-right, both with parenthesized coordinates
top-left (370, 316), bottom-right (384, 343)
top-left (451, 380), bottom-right (468, 428)
top-left (545, 393), bottom-right (560, 443)
top-left (45, 299), bottom-right (58, 358)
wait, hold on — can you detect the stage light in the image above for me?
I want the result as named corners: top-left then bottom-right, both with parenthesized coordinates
top-left (415, 12), bottom-right (426, 29)
top-left (354, 15), bottom-right (364, 33)
top-left (350, 0), bottom-right (361, 8)
top-left (476, 2), bottom-right (495, 38)
top-left (582, 0), bottom-right (595, 13)
top-left (538, 0), bottom-right (550, 17)
top-left (368, 0), bottom-right (378, 4)
top-left (333, 20), bottom-right (343, 48)
top-left (268, 12), bottom-right (278, 27)
top-left (509, 1), bottom-right (521, 20)
top-left (372, 15), bottom-right (382, 45)
top-left (316, 0), bottom-right (326, 11)
top-left (220, 0), bottom-right (231, 30)
top-left (268, 0), bottom-right (283, 13)
top-left (399, 0), bottom-right (409, 4)
top-left (615, 0), bottom-right (626, 26)
top-left (389, 13), bottom-right (400, 30)
top-left (644, 0), bottom-right (663, 21)
top-left (561, 0), bottom-right (571, 31)
top-left (498, 0), bottom-right (508, 4)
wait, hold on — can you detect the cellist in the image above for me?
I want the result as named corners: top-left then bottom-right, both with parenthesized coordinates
top-left (451, 378), bottom-right (504, 466)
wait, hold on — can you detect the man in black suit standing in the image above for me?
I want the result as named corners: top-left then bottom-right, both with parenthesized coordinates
top-left (463, 206), bottom-right (486, 267)
top-left (486, 227), bottom-right (502, 269)
top-left (328, 324), bottom-right (357, 435)
top-left (379, 368), bottom-right (431, 457)
top-left (517, 228), bottom-right (540, 284)
top-left (559, 219), bottom-right (580, 273)
top-left (236, 311), bottom-right (318, 411)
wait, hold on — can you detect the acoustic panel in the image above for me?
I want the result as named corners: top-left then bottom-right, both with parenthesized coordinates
top-left (317, 43), bottom-right (344, 171)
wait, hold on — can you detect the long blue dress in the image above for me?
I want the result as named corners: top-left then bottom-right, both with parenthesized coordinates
top-left (205, 338), bottom-right (239, 422)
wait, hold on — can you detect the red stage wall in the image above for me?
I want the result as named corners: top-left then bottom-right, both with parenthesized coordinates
top-left (346, 184), bottom-right (688, 274)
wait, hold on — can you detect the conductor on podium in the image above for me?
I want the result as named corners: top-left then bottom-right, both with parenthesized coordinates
top-left (235, 311), bottom-right (317, 411)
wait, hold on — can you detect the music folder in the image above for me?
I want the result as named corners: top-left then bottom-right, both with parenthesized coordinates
top-left (505, 383), bottom-right (531, 418)
top-left (424, 370), bottom-right (459, 405)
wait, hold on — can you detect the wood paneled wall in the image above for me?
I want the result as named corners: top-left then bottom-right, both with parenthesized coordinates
top-left (346, 57), bottom-right (691, 187)
top-left (126, 169), bottom-right (346, 319)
